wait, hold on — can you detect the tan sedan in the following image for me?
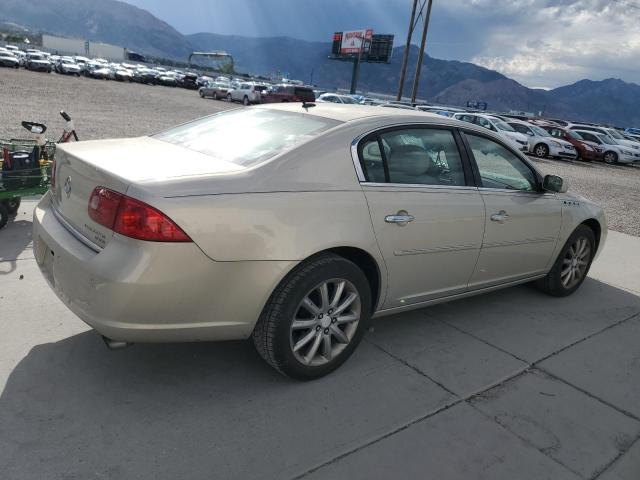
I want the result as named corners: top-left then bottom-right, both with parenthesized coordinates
top-left (33, 104), bottom-right (607, 379)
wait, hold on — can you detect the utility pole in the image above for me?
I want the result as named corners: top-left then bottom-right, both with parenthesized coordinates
top-left (410, 0), bottom-right (433, 103)
top-left (396, 0), bottom-right (419, 101)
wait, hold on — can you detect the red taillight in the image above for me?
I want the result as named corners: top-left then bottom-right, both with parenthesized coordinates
top-left (88, 187), bottom-right (123, 229)
top-left (88, 187), bottom-right (191, 242)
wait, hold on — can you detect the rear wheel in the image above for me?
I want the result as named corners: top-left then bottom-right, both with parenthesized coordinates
top-left (252, 253), bottom-right (372, 380)
top-left (534, 143), bottom-right (549, 158)
top-left (603, 151), bottom-right (618, 164)
top-left (243, 96), bottom-right (250, 106)
top-left (535, 225), bottom-right (595, 297)
top-left (227, 93), bottom-right (232, 102)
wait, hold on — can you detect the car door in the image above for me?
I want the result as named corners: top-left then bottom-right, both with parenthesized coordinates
top-left (357, 126), bottom-right (485, 308)
top-left (462, 132), bottom-right (562, 288)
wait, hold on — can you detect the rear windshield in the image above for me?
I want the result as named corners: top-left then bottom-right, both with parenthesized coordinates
top-left (154, 108), bottom-right (340, 168)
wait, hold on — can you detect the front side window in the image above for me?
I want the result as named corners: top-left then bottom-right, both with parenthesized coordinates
top-left (359, 128), bottom-right (466, 187)
top-left (466, 134), bottom-right (537, 191)
top-left (476, 117), bottom-right (494, 131)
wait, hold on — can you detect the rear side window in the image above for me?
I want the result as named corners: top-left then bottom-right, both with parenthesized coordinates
top-left (359, 128), bottom-right (466, 187)
top-left (155, 109), bottom-right (340, 168)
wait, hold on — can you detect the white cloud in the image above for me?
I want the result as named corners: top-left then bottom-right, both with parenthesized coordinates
top-left (440, 0), bottom-right (640, 87)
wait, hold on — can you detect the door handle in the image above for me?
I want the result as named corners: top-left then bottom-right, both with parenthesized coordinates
top-left (490, 210), bottom-right (509, 223)
top-left (385, 210), bottom-right (414, 226)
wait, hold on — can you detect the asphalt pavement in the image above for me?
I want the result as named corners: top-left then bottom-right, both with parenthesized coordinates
top-left (1, 199), bottom-right (639, 480)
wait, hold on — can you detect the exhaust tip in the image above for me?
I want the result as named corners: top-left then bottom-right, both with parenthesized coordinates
top-left (102, 335), bottom-right (131, 350)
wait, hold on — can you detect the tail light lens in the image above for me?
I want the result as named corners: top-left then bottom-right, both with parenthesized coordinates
top-left (88, 187), bottom-right (191, 242)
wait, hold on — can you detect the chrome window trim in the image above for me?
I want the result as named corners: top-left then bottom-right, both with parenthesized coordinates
top-left (361, 182), bottom-right (478, 192)
top-left (349, 121), bottom-right (474, 186)
top-left (477, 187), bottom-right (556, 197)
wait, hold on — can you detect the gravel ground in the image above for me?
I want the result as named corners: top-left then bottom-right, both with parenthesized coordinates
top-left (1, 68), bottom-right (638, 236)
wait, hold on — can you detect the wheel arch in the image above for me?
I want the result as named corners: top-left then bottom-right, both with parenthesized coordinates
top-left (581, 218), bottom-right (602, 250)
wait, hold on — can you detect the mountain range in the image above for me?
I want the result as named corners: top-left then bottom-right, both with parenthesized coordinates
top-left (2, 0), bottom-right (639, 126)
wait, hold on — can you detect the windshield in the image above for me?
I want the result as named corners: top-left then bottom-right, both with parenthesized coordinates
top-left (494, 121), bottom-right (516, 132)
top-left (607, 129), bottom-right (625, 139)
top-left (566, 129), bottom-right (582, 140)
top-left (597, 134), bottom-right (617, 145)
top-left (154, 108), bottom-right (340, 168)
top-left (529, 125), bottom-right (550, 137)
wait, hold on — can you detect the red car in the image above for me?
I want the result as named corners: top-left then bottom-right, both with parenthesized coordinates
top-left (262, 84), bottom-right (315, 103)
top-left (539, 124), bottom-right (601, 162)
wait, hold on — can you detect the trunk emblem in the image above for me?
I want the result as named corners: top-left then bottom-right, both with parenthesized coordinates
top-left (63, 176), bottom-right (72, 198)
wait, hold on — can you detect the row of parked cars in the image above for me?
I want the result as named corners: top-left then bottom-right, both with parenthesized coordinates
top-left (199, 77), bottom-right (316, 105)
top-left (0, 44), bottom-right (203, 89)
top-left (292, 92), bottom-right (640, 166)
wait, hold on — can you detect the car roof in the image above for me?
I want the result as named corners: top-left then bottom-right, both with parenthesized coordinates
top-left (253, 102), bottom-right (459, 124)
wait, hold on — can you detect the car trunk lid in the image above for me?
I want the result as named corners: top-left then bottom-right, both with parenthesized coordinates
top-left (51, 137), bottom-right (244, 249)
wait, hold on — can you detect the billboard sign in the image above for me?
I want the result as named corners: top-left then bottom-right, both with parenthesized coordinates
top-left (340, 29), bottom-right (373, 55)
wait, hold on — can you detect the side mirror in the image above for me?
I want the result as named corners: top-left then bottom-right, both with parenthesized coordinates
top-left (543, 174), bottom-right (568, 193)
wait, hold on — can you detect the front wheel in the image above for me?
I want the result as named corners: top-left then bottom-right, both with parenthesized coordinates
top-left (199, 90), bottom-right (205, 98)
top-left (252, 254), bottom-right (372, 380)
top-left (535, 225), bottom-right (596, 297)
top-left (243, 96), bottom-right (250, 106)
top-left (0, 202), bottom-right (9, 229)
top-left (227, 93), bottom-right (232, 102)
top-left (603, 151), bottom-right (618, 164)
top-left (534, 143), bottom-right (549, 158)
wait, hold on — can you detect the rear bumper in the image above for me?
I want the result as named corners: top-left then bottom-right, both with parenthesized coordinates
top-left (33, 192), bottom-right (296, 343)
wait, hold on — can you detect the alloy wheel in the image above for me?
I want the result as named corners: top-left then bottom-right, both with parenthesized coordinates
top-left (535, 145), bottom-right (548, 158)
top-left (604, 152), bottom-right (616, 164)
top-left (560, 237), bottom-right (591, 289)
top-left (289, 278), bottom-right (361, 366)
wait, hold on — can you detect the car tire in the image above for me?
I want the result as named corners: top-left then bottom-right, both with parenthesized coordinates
top-left (227, 93), bottom-right (232, 102)
top-left (6, 198), bottom-right (21, 215)
top-left (252, 253), bottom-right (372, 380)
top-left (0, 202), bottom-right (9, 230)
top-left (243, 96), bottom-right (250, 106)
top-left (535, 225), bottom-right (596, 297)
top-left (199, 90), bottom-right (205, 98)
top-left (534, 143), bottom-right (549, 158)
top-left (603, 151), bottom-right (618, 164)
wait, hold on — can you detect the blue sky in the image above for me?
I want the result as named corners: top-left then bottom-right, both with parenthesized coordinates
top-left (123, 0), bottom-right (640, 88)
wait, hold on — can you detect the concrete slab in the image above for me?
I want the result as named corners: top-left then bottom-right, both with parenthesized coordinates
top-left (368, 312), bottom-right (528, 397)
top-left (0, 334), bottom-right (453, 480)
top-left (425, 278), bottom-right (640, 363)
top-left (590, 230), bottom-right (640, 295)
top-left (0, 199), bottom-right (38, 274)
top-left (539, 314), bottom-right (640, 419)
top-left (302, 403), bottom-right (580, 480)
top-left (598, 438), bottom-right (640, 480)
top-left (471, 369), bottom-right (640, 478)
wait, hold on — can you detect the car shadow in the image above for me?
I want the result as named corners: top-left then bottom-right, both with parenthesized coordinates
top-left (1, 278), bottom-right (638, 479)
top-left (0, 219), bottom-right (33, 275)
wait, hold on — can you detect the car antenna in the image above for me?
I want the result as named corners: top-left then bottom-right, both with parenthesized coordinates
top-left (302, 101), bottom-right (316, 111)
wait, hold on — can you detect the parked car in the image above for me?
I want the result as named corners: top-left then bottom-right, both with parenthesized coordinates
top-left (25, 52), bottom-right (52, 73)
top-left (506, 121), bottom-right (577, 159)
top-left (538, 125), bottom-right (600, 162)
top-left (262, 84), bottom-right (315, 103)
top-left (199, 81), bottom-right (230, 100)
top-left (34, 104), bottom-right (606, 379)
top-left (113, 68), bottom-right (133, 82)
top-left (56, 59), bottom-right (82, 76)
top-left (574, 130), bottom-right (640, 164)
top-left (157, 72), bottom-right (178, 87)
top-left (453, 113), bottom-right (529, 152)
top-left (179, 72), bottom-right (199, 89)
top-left (227, 82), bottom-right (269, 105)
top-left (569, 124), bottom-right (640, 151)
top-left (133, 68), bottom-right (159, 85)
top-left (0, 52), bottom-right (20, 68)
top-left (315, 93), bottom-right (358, 104)
top-left (85, 63), bottom-right (112, 80)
